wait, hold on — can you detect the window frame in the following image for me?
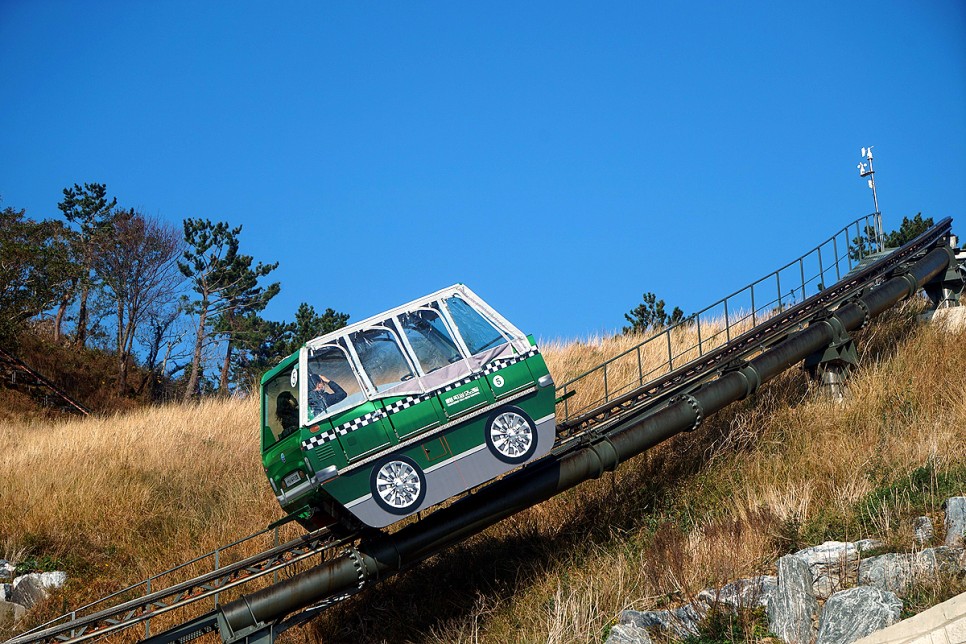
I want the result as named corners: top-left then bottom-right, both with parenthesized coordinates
top-left (347, 322), bottom-right (421, 394)
top-left (299, 340), bottom-right (367, 426)
top-left (439, 294), bottom-right (515, 357)
top-left (393, 306), bottom-right (469, 378)
top-left (262, 364), bottom-right (301, 449)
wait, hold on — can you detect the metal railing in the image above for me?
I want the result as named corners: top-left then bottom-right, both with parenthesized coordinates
top-left (11, 524), bottom-right (346, 644)
top-left (555, 213), bottom-right (884, 426)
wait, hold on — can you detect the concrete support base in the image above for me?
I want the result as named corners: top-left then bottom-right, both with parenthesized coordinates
top-left (810, 363), bottom-right (850, 402)
top-left (854, 590), bottom-right (966, 644)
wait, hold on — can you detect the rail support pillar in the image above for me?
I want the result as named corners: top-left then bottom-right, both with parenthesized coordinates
top-left (923, 245), bottom-right (965, 309)
top-left (804, 315), bottom-right (857, 402)
top-left (217, 612), bottom-right (278, 644)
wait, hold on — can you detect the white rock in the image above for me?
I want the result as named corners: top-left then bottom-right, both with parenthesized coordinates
top-left (854, 539), bottom-right (885, 553)
top-left (857, 547), bottom-right (963, 593)
top-left (913, 516), bottom-right (934, 546)
top-left (816, 586), bottom-right (902, 644)
top-left (945, 497), bottom-right (966, 547)
top-left (605, 623), bottom-right (653, 644)
top-left (768, 554), bottom-right (819, 644)
top-left (697, 575), bottom-right (778, 611)
top-left (794, 541), bottom-right (860, 598)
top-left (620, 604), bottom-right (703, 640)
top-left (10, 571), bottom-right (68, 609)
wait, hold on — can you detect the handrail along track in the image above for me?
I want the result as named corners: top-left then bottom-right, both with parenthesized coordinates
top-left (8, 529), bottom-right (357, 644)
top-left (6, 215), bottom-right (957, 644)
top-left (555, 213), bottom-right (886, 438)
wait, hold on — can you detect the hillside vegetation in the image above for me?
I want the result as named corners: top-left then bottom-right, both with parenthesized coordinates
top-left (2, 302), bottom-right (965, 643)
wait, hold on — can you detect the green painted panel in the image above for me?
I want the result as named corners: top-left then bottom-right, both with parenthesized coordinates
top-left (438, 377), bottom-right (495, 419)
top-left (485, 359), bottom-right (533, 399)
top-left (332, 401), bottom-right (394, 461)
top-left (385, 395), bottom-right (444, 439)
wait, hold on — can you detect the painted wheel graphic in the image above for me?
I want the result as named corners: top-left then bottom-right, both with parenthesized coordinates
top-left (485, 406), bottom-right (538, 464)
top-left (370, 456), bottom-right (426, 515)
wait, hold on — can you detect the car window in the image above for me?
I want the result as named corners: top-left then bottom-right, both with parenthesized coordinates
top-left (306, 344), bottom-right (364, 420)
top-left (444, 295), bottom-right (508, 355)
top-left (263, 366), bottom-right (300, 447)
top-left (350, 325), bottom-right (415, 393)
top-left (398, 309), bottom-right (463, 374)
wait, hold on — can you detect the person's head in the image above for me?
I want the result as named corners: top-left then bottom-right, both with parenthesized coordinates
top-left (276, 391), bottom-right (298, 430)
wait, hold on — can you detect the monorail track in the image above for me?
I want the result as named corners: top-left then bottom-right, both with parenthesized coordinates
top-left (6, 216), bottom-right (961, 644)
top-left (5, 530), bottom-right (357, 644)
top-left (554, 218), bottom-right (949, 443)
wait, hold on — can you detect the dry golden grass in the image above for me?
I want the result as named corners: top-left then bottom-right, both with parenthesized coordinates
top-left (545, 313), bottom-right (755, 422)
top-left (2, 303), bottom-right (965, 644)
top-left (0, 398), bottom-right (310, 641)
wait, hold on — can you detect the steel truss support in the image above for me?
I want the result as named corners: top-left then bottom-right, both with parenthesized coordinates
top-left (923, 246), bottom-right (965, 308)
top-left (803, 314), bottom-right (858, 401)
top-left (216, 615), bottom-right (279, 644)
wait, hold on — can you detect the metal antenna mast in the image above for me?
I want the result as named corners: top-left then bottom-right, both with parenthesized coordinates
top-left (857, 146), bottom-right (884, 251)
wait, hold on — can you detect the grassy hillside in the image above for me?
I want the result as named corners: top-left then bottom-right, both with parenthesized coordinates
top-left (0, 328), bottom-right (161, 423)
top-left (2, 302), bottom-right (964, 643)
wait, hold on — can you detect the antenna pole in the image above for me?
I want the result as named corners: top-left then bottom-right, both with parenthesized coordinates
top-left (857, 146), bottom-right (884, 251)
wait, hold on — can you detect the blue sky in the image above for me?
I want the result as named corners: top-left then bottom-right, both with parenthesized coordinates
top-left (2, 1), bottom-right (964, 341)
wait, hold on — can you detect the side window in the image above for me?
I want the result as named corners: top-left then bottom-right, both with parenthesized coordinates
top-left (444, 296), bottom-right (508, 355)
top-left (350, 325), bottom-right (415, 393)
top-left (263, 367), bottom-right (300, 447)
top-left (306, 345), bottom-right (364, 420)
top-left (398, 309), bottom-right (463, 374)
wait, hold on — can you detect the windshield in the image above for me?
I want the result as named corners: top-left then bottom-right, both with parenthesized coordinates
top-left (263, 365), bottom-right (300, 448)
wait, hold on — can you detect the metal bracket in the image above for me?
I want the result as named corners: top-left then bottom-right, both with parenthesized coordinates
top-left (720, 359), bottom-right (762, 398)
top-left (892, 265), bottom-right (922, 300)
top-left (216, 615), bottom-right (279, 644)
top-left (844, 296), bottom-right (871, 329)
top-left (804, 314), bottom-right (857, 375)
top-left (347, 547), bottom-right (367, 590)
top-left (668, 394), bottom-right (703, 432)
top-left (924, 246), bottom-right (965, 308)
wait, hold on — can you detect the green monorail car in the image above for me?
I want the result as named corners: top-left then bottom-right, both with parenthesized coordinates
top-left (260, 285), bottom-right (556, 530)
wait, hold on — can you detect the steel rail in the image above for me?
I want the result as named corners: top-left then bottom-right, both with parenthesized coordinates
top-left (23, 526), bottom-right (280, 637)
top-left (0, 347), bottom-right (90, 415)
top-left (6, 530), bottom-right (357, 644)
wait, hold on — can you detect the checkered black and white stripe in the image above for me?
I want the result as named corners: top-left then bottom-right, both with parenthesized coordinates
top-left (337, 409), bottom-right (387, 434)
top-left (383, 393), bottom-right (431, 415)
top-left (301, 347), bottom-right (541, 451)
top-left (304, 430), bottom-right (338, 448)
top-left (482, 347), bottom-right (539, 376)
top-left (440, 375), bottom-right (476, 393)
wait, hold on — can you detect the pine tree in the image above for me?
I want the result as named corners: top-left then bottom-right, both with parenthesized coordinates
top-left (0, 206), bottom-right (75, 343)
top-left (178, 218), bottom-right (279, 399)
top-left (623, 292), bottom-right (685, 335)
top-left (56, 183), bottom-right (116, 346)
